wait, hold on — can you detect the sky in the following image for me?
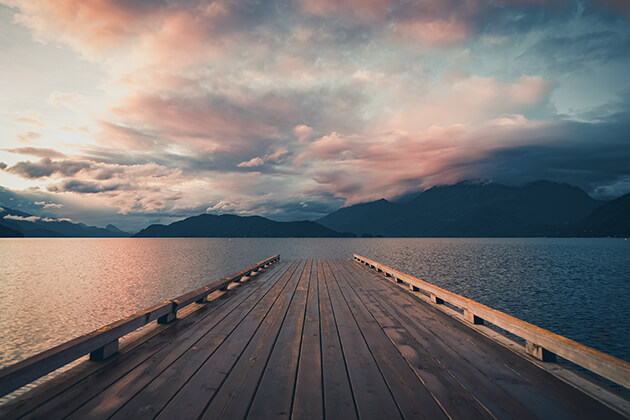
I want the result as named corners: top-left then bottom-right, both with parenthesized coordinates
top-left (1, 0), bottom-right (629, 231)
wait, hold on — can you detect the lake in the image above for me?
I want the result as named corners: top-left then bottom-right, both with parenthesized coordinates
top-left (1, 237), bottom-right (629, 373)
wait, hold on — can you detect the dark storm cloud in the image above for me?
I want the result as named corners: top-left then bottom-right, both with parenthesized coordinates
top-left (480, 118), bottom-right (630, 199)
top-left (47, 180), bottom-right (121, 194)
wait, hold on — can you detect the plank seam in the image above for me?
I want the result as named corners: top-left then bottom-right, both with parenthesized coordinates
top-left (288, 260), bottom-right (314, 419)
top-left (240, 260), bottom-right (310, 419)
top-left (320, 260), bottom-right (360, 419)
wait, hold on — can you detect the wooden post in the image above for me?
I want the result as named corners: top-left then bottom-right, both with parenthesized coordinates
top-left (90, 340), bottom-right (118, 361)
top-left (526, 341), bottom-right (557, 362)
top-left (430, 293), bottom-right (444, 304)
top-left (464, 309), bottom-right (484, 325)
top-left (196, 295), bottom-right (208, 304)
top-left (410, 284), bottom-right (420, 291)
top-left (158, 311), bottom-right (176, 324)
top-left (395, 278), bottom-right (404, 284)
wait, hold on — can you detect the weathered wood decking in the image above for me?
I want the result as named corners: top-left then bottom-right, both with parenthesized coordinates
top-left (1, 258), bottom-right (628, 419)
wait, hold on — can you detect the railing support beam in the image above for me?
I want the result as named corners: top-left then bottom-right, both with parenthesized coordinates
top-left (89, 340), bottom-right (119, 361)
top-left (157, 311), bottom-right (176, 324)
top-left (464, 309), bottom-right (484, 325)
top-left (430, 293), bottom-right (444, 304)
top-left (526, 341), bottom-right (557, 362)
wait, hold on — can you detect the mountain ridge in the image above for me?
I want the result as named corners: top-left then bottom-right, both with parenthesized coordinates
top-left (133, 213), bottom-right (355, 237)
top-left (0, 206), bottom-right (130, 237)
top-left (318, 180), bottom-right (616, 237)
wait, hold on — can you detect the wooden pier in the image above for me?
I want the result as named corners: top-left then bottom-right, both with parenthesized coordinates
top-left (1, 255), bottom-right (629, 419)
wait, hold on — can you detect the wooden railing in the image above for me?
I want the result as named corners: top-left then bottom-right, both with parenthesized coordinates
top-left (353, 254), bottom-right (630, 389)
top-left (0, 254), bottom-right (280, 397)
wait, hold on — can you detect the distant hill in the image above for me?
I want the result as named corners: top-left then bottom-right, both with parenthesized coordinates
top-left (319, 181), bottom-right (607, 237)
top-left (0, 206), bottom-right (130, 237)
top-left (576, 192), bottom-right (630, 237)
top-left (0, 222), bottom-right (23, 237)
top-left (134, 214), bottom-right (355, 237)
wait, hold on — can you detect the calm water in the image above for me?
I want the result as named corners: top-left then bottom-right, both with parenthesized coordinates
top-left (0, 238), bottom-right (629, 371)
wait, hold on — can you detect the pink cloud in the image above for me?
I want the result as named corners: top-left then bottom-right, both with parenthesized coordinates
top-left (13, 116), bottom-right (44, 127)
top-left (385, 74), bottom-right (553, 132)
top-left (293, 124), bottom-right (313, 144)
top-left (298, 0), bottom-right (390, 22)
top-left (107, 93), bottom-right (282, 153)
top-left (4, 0), bottom-right (158, 57)
top-left (4, 0), bottom-right (238, 68)
top-left (237, 157), bottom-right (264, 168)
top-left (15, 131), bottom-right (41, 144)
top-left (509, 75), bottom-right (554, 105)
top-left (302, 117), bottom-right (562, 205)
top-left (394, 18), bottom-right (470, 46)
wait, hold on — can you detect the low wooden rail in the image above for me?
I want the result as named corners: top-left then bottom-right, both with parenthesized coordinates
top-left (353, 254), bottom-right (630, 389)
top-left (0, 254), bottom-right (280, 397)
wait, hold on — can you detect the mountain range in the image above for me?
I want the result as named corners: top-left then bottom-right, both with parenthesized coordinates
top-left (317, 180), bottom-right (618, 237)
top-left (1, 180), bottom-right (629, 238)
top-left (0, 206), bottom-right (129, 237)
top-left (134, 214), bottom-right (353, 237)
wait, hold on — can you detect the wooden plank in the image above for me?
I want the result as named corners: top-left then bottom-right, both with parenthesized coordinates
top-left (188, 261), bottom-right (309, 420)
top-left (320, 260), bottom-right (402, 419)
top-left (107, 260), bottom-right (301, 420)
top-left (327, 260), bottom-right (448, 420)
top-left (65, 261), bottom-right (299, 419)
top-left (292, 260), bottom-right (324, 419)
top-left (352, 260), bottom-right (627, 419)
top-left (19, 262), bottom-right (289, 420)
top-left (246, 260), bottom-right (314, 418)
top-left (317, 260), bottom-right (358, 420)
top-left (339, 260), bottom-right (518, 419)
top-left (353, 255), bottom-right (630, 388)
top-left (351, 263), bottom-right (570, 418)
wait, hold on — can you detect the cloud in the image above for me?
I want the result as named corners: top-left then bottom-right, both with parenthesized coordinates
top-left (293, 125), bottom-right (313, 144)
top-left (3, 214), bottom-right (71, 223)
top-left (237, 157), bottom-right (264, 168)
top-left (3, 214), bottom-right (41, 222)
top-left (47, 180), bottom-right (121, 194)
top-left (3, 147), bottom-right (67, 159)
top-left (15, 131), bottom-right (41, 144)
top-left (264, 146), bottom-right (289, 162)
top-left (393, 18), bottom-right (470, 46)
top-left (298, 0), bottom-right (390, 22)
top-left (34, 201), bottom-right (63, 208)
top-left (48, 91), bottom-right (83, 106)
top-left (13, 116), bottom-right (44, 126)
top-left (4, 158), bottom-right (91, 178)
